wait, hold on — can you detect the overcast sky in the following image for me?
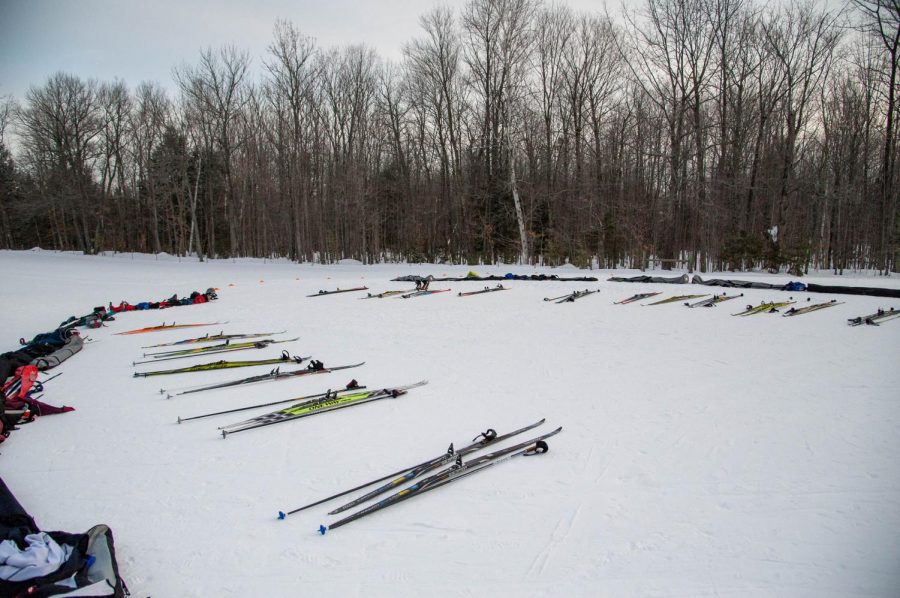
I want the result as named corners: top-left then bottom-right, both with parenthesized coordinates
top-left (0, 0), bottom-right (607, 101)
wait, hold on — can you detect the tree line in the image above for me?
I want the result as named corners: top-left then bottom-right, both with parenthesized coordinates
top-left (0, 0), bottom-right (897, 274)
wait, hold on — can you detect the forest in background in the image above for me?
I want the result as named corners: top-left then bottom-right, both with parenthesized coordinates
top-left (0, 0), bottom-right (898, 274)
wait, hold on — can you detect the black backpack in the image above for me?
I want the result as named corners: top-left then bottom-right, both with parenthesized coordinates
top-left (0, 478), bottom-right (129, 597)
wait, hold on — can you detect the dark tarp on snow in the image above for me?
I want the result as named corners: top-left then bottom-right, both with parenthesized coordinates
top-left (690, 275), bottom-right (786, 290)
top-left (691, 275), bottom-right (900, 298)
top-left (392, 274), bottom-right (598, 282)
top-left (607, 273), bottom-right (690, 284)
top-left (805, 283), bottom-right (900, 298)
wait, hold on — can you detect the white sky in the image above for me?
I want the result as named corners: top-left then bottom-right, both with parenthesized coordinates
top-left (0, 0), bottom-right (609, 101)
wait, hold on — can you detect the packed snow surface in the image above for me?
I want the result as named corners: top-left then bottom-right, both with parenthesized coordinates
top-left (2, 250), bottom-right (899, 597)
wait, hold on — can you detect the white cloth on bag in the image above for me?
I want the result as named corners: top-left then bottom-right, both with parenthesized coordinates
top-left (0, 532), bottom-right (74, 581)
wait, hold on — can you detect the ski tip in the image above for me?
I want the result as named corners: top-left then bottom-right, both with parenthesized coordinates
top-left (177, 416), bottom-right (182, 424)
top-left (166, 394), bottom-right (173, 400)
top-left (318, 524), bottom-right (327, 535)
top-left (221, 430), bottom-right (228, 439)
top-left (278, 511), bottom-right (286, 520)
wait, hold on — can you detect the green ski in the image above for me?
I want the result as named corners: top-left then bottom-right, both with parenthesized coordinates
top-left (219, 381), bottom-right (428, 437)
top-left (138, 337), bottom-right (298, 361)
top-left (133, 350), bottom-right (310, 377)
top-left (732, 300), bottom-right (796, 316)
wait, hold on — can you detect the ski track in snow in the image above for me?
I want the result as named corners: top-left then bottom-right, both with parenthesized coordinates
top-left (1, 250), bottom-right (900, 597)
top-left (526, 502), bottom-right (582, 580)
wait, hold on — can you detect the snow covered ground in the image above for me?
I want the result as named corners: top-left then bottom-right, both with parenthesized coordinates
top-left (2, 249), bottom-right (899, 597)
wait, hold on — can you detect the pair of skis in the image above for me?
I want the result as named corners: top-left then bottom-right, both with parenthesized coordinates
top-left (544, 289), bottom-right (598, 303)
top-left (644, 294), bottom-right (708, 306)
top-left (307, 287), bottom-right (368, 297)
top-left (276, 418), bottom-right (561, 533)
top-left (219, 381), bottom-right (427, 438)
top-left (361, 290), bottom-right (415, 299)
top-left (177, 381), bottom-right (366, 423)
top-left (684, 293), bottom-right (741, 308)
top-left (731, 300), bottom-right (796, 316)
top-left (615, 292), bottom-right (661, 304)
top-left (134, 350), bottom-right (309, 377)
top-left (458, 284), bottom-right (508, 297)
top-left (847, 307), bottom-right (899, 326)
top-left (133, 337), bottom-right (298, 365)
top-left (115, 322), bottom-right (224, 335)
top-left (161, 361), bottom-right (364, 398)
top-left (782, 299), bottom-right (843, 317)
top-left (400, 289), bottom-right (451, 298)
top-left (142, 331), bottom-right (284, 348)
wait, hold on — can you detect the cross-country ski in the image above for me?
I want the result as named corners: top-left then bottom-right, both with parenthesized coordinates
top-left (320, 427), bottom-right (562, 533)
top-left (731, 300), bottom-right (796, 316)
top-left (141, 331), bottom-right (286, 348)
top-left (133, 350), bottom-right (310, 377)
top-left (307, 287), bottom-right (369, 297)
top-left (218, 381), bottom-right (428, 438)
top-left (782, 300), bottom-right (843, 317)
top-left (161, 361), bottom-right (365, 398)
top-left (277, 418), bottom-right (547, 519)
top-left (134, 337), bottom-right (298, 364)
top-left (458, 284), bottom-right (508, 297)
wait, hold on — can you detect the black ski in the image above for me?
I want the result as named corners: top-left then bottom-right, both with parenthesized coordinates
top-left (399, 289), bottom-right (451, 298)
top-left (684, 293), bottom-right (741, 308)
top-left (327, 418), bottom-right (548, 515)
top-left (361, 290), bottom-right (415, 299)
top-left (162, 361), bottom-right (365, 398)
top-left (277, 418), bottom-right (547, 519)
top-left (866, 309), bottom-right (900, 326)
top-left (543, 292), bottom-right (572, 302)
top-left (555, 289), bottom-right (598, 303)
top-left (320, 427), bottom-right (562, 533)
top-left (848, 307), bottom-right (898, 326)
top-left (458, 284), bottom-right (507, 297)
top-left (307, 287), bottom-right (369, 297)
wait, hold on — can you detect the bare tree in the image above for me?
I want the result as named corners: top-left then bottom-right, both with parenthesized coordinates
top-left (0, 94), bottom-right (18, 247)
top-left (762, 1), bottom-right (842, 262)
top-left (130, 81), bottom-right (170, 253)
top-left (406, 7), bottom-right (467, 257)
top-left (175, 46), bottom-right (251, 257)
top-left (265, 20), bottom-right (318, 260)
top-left (463, 0), bottom-right (536, 262)
top-left (853, 0), bottom-right (900, 272)
top-left (18, 73), bottom-right (104, 252)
